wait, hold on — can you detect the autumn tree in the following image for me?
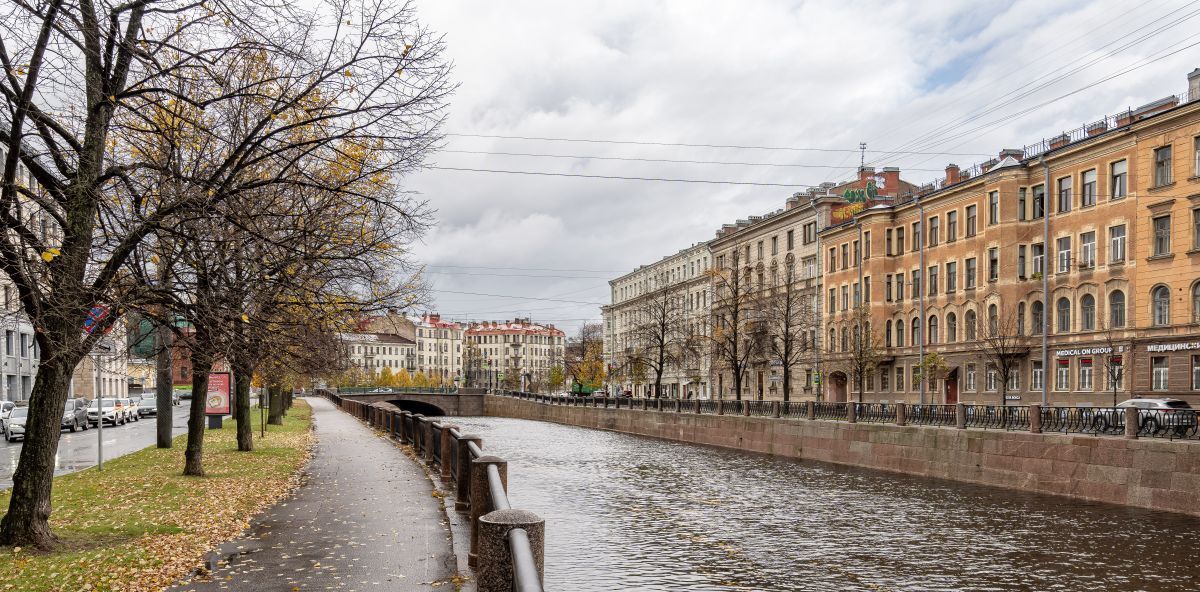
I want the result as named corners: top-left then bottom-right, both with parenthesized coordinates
top-left (839, 304), bottom-right (883, 403)
top-left (708, 245), bottom-right (759, 400)
top-left (975, 299), bottom-right (1029, 406)
top-left (565, 322), bottom-right (605, 391)
top-left (763, 255), bottom-right (819, 401)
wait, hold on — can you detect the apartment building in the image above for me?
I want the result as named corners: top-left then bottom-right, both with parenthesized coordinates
top-left (340, 331), bottom-right (417, 375)
top-left (821, 67), bottom-right (1200, 407)
top-left (409, 313), bottom-right (464, 384)
top-left (465, 319), bottom-right (565, 390)
top-left (604, 242), bottom-right (712, 398)
top-left (707, 170), bottom-right (915, 401)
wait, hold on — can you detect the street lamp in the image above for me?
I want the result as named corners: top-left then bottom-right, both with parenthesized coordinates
top-left (92, 342), bottom-right (113, 470)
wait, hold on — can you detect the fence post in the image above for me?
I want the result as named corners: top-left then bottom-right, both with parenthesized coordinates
top-left (476, 510), bottom-right (545, 592)
top-left (469, 456), bottom-right (508, 567)
top-left (895, 402), bottom-right (907, 426)
top-left (676, 399), bottom-right (682, 413)
top-left (847, 402), bottom-right (857, 423)
top-left (807, 400), bottom-right (816, 420)
top-left (716, 400), bottom-right (724, 415)
top-left (772, 401), bottom-right (781, 418)
top-left (1125, 406), bottom-right (1140, 439)
top-left (1029, 404), bottom-right (1042, 434)
top-left (955, 402), bottom-right (967, 429)
top-left (439, 425), bottom-right (457, 480)
top-left (456, 434), bottom-right (482, 511)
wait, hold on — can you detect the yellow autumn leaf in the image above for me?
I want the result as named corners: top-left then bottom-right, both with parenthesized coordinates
top-left (241, 314), bottom-right (250, 323)
top-left (40, 248), bottom-right (60, 262)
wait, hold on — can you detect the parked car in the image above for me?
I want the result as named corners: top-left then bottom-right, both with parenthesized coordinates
top-left (369, 388), bottom-right (392, 393)
top-left (0, 401), bottom-right (14, 433)
top-left (4, 406), bottom-right (27, 442)
top-left (1093, 398), bottom-right (1198, 434)
top-left (176, 389), bottom-right (192, 400)
top-left (61, 398), bottom-right (89, 432)
top-left (87, 398), bottom-right (123, 426)
top-left (119, 398), bottom-right (139, 422)
top-left (138, 397), bottom-right (158, 417)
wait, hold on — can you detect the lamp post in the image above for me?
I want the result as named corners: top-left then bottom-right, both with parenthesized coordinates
top-left (92, 343), bottom-right (113, 470)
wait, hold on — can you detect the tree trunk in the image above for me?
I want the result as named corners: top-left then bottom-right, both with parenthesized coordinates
top-left (0, 359), bottom-right (74, 549)
top-left (732, 371), bottom-right (742, 401)
top-left (268, 384), bottom-right (284, 425)
top-left (184, 350), bottom-right (213, 477)
top-left (156, 322), bottom-right (175, 448)
top-left (782, 367), bottom-right (791, 402)
top-left (233, 355), bottom-right (253, 452)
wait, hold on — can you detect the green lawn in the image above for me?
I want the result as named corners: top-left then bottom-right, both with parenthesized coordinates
top-left (0, 401), bottom-right (313, 592)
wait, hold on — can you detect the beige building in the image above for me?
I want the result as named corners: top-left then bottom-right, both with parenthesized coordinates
top-left (70, 330), bottom-right (130, 400)
top-left (340, 331), bottom-right (416, 376)
top-left (465, 319), bottom-right (565, 390)
top-left (409, 313), bottom-right (465, 384)
top-left (604, 242), bottom-right (712, 398)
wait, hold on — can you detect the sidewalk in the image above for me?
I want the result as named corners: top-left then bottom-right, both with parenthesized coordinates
top-left (171, 397), bottom-right (456, 591)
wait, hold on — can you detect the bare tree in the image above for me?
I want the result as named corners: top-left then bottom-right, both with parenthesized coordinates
top-left (708, 245), bottom-right (758, 400)
top-left (839, 304), bottom-right (883, 403)
top-left (1098, 321), bottom-right (1126, 407)
top-left (627, 286), bottom-right (685, 398)
top-left (763, 255), bottom-right (818, 401)
top-left (976, 300), bottom-right (1029, 406)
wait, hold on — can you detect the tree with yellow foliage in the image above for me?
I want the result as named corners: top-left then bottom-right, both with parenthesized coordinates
top-left (377, 367), bottom-right (397, 388)
top-left (413, 372), bottom-right (430, 388)
top-left (395, 368), bottom-right (414, 388)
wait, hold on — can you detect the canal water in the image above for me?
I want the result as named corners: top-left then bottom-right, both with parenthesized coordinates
top-left (447, 416), bottom-right (1200, 591)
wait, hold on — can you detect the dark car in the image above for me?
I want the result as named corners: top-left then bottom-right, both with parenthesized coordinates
top-left (138, 397), bottom-right (158, 417)
top-left (61, 398), bottom-right (89, 432)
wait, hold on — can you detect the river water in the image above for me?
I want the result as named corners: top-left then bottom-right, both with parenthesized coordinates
top-left (446, 416), bottom-right (1200, 591)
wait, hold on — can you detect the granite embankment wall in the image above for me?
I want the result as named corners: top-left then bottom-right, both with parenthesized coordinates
top-left (483, 395), bottom-right (1200, 516)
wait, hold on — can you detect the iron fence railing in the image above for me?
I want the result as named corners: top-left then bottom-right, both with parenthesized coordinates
top-left (813, 402), bottom-right (847, 421)
top-left (964, 405), bottom-right (1031, 431)
top-left (855, 403), bottom-right (893, 423)
top-left (907, 404), bottom-right (957, 427)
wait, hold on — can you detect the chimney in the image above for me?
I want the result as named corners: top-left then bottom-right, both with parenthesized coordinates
top-left (881, 167), bottom-right (900, 195)
top-left (1190, 67), bottom-right (1200, 101)
top-left (786, 195), bottom-right (801, 210)
top-left (945, 164), bottom-right (961, 185)
top-left (999, 149), bottom-right (1023, 161)
top-left (858, 166), bottom-right (876, 184)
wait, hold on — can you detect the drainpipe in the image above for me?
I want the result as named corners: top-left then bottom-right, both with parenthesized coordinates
top-left (814, 197), bottom-right (824, 402)
top-left (857, 219), bottom-right (865, 403)
top-left (918, 195), bottom-right (926, 405)
top-left (1041, 156), bottom-right (1050, 406)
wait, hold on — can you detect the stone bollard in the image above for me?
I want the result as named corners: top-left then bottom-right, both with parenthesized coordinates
top-left (1029, 404), bottom-right (1042, 434)
top-left (676, 399), bottom-right (682, 413)
top-left (455, 434), bottom-right (482, 511)
top-left (400, 412), bottom-right (411, 443)
top-left (955, 402), bottom-right (966, 429)
top-left (847, 402), bottom-right (857, 423)
top-left (1125, 406), bottom-right (1139, 439)
top-left (772, 401), bottom-right (781, 418)
top-left (440, 425), bottom-right (457, 481)
top-left (657, 398), bottom-right (663, 412)
top-left (896, 402), bottom-right (907, 426)
top-left (716, 400), bottom-right (724, 415)
top-left (476, 509), bottom-right (545, 592)
top-left (743, 401), bottom-right (751, 417)
top-left (806, 400), bottom-right (816, 420)
top-left (469, 456), bottom-right (508, 567)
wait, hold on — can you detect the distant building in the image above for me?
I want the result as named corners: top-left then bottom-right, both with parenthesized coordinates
top-left (465, 319), bottom-right (565, 390)
top-left (340, 331), bottom-right (417, 375)
top-left (409, 313), bottom-right (464, 384)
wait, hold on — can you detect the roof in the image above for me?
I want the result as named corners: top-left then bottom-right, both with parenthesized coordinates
top-left (465, 320), bottom-right (565, 337)
top-left (339, 332), bottom-right (415, 345)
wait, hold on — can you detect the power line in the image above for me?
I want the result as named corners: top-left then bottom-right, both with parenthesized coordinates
top-left (425, 166), bottom-right (817, 188)
top-left (430, 288), bottom-right (606, 306)
top-left (445, 133), bottom-right (993, 156)
top-left (439, 149), bottom-right (946, 171)
top-left (427, 264), bottom-right (625, 273)
top-left (424, 270), bottom-right (610, 279)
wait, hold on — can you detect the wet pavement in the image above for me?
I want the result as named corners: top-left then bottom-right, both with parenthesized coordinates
top-left (171, 396), bottom-right (456, 592)
top-left (0, 404), bottom-right (190, 489)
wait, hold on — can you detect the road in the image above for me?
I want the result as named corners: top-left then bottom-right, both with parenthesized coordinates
top-left (0, 403), bottom-right (191, 489)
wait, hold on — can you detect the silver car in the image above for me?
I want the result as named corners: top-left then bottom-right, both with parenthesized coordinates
top-left (0, 401), bottom-right (14, 433)
top-left (61, 398), bottom-right (89, 432)
top-left (1094, 398), bottom-right (1197, 435)
top-left (5, 406), bottom-right (27, 442)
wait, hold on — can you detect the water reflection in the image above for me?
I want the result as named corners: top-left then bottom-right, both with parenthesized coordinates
top-left (448, 417), bottom-right (1200, 591)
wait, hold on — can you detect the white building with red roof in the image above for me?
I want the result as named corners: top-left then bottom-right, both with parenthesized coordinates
top-left (464, 318), bottom-right (565, 390)
top-left (409, 313), bottom-right (465, 384)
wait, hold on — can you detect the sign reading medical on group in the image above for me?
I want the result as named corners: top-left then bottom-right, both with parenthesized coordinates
top-left (206, 372), bottom-right (232, 416)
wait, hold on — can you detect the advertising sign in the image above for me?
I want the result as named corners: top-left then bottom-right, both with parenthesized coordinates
top-left (206, 372), bottom-right (232, 415)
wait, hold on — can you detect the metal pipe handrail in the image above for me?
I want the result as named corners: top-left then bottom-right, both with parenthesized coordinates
top-left (508, 528), bottom-right (542, 592)
top-left (469, 440), bottom-right (484, 459)
top-left (488, 463), bottom-right (511, 511)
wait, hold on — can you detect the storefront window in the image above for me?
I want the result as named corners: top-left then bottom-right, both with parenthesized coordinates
top-left (1056, 359), bottom-right (1070, 391)
top-left (1152, 356), bottom-right (1169, 391)
top-left (1079, 358), bottom-right (1093, 391)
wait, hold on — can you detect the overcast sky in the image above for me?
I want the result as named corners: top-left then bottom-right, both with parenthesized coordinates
top-left (405, 0), bottom-right (1200, 334)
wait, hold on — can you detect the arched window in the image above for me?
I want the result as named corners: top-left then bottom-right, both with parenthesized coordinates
top-left (965, 309), bottom-right (977, 340)
top-left (841, 327), bottom-right (849, 351)
top-left (911, 317), bottom-right (921, 346)
top-left (1057, 297), bottom-right (1071, 333)
top-left (1032, 301), bottom-right (1044, 334)
top-left (928, 315), bottom-right (939, 344)
top-left (829, 328), bottom-right (836, 352)
top-left (853, 325), bottom-right (861, 349)
top-left (1152, 285), bottom-right (1170, 326)
top-left (1192, 282), bottom-right (1200, 324)
top-left (885, 320), bottom-right (893, 347)
top-left (1109, 290), bottom-right (1126, 328)
top-left (1017, 302), bottom-right (1026, 336)
top-left (946, 312), bottom-right (957, 342)
top-left (1081, 294), bottom-right (1096, 331)
top-left (896, 320), bottom-right (905, 348)
top-left (988, 304), bottom-right (998, 335)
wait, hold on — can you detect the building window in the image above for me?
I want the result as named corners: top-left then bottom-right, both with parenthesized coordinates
top-left (966, 258), bottom-right (977, 289)
top-left (897, 227), bottom-right (905, 253)
top-left (929, 216), bottom-right (939, 247)
top-left (1080, 231), bottom-right (1095, 268)
top-left (885, 229), bottom-right (893, 255)
top-left (1110, 290), bottom-right (1126, 328)
top-left (880, 369), bottom-right (889, 391)
top-left (988, 247), bottom-right (999, 281)
top-left (1080, 358), bottom-right (1094, 391)
top-left (864, 231), bottom-right (871, 258)
top-left (1057, 176), bottom-right (1072, 213)
top-left (1193, 355), bottom-right (1200, 390)
top-left (988, 303), bottom-right (999, 336)
top-left (885, 320), bottom-right (892, 347)
top-left (885, 274), bottom-right (893, 302)
top-left (1032, 243), bottom-right (1044, 275)
top-left (1152, 356), bottom-right (1169, 391)
top-left (1057, 297), bottom-right (1071, 333)
top-left (1193, 209), bottom-right (1200, 251)
top-left (771, 236), bottom-right (778, 255)
top-left (947, 211), bottom-right (958, 240)
top-left (1153, 285), bottom-right (1171, 326)
top-left (1194, 282), bottom-right (1200, 324)
top-left (896, 321), bottom-right (905, 349)
top-left (1110, 225), bottom-right (1126, 263)
top-left (946, 312), bottom-right (957, 343)
top-left (1081, 294), bottom-right (1096, 331)
top-left (946, 261), bottom-right (957, 292)
top-left (1110, 160), bottom-right (1127, 199)
top-left (1056, 360), bottom-right (1070, 391)
top-left (1081, 169), bottom-right (1097, 207)
top-left (928, 315), bottom-right (939, 345)
top-left (1154, 145), bottom-right (1173, 187)
top-left (1032, 361), bottom-right (1044, 391)
top-left (928, 265), bottom-right (938, 294)
top-left (1195, 136), bottom-right (1200, 177)
top-left (854, 240), bottom-right (861, 265)
top-left (965, 310), bottom-right (977, 340)
top-left (912, 222), bottom-right (921, 252)
top-left (804, 222), bottom-right (816, 244)
top-left (1032, 301), bottom-right (1044, 335)
top-left (1153, 216), bottom-right (1171, 256)
top-left (1018, 187), bottom-right (1027, 221)
top-left (896, 274), bottom-right (905, 301)
top-left (1108, 355), bottom-right (1124, 391)
top-left (1017, 302), bottom-right (1026, 335)
top-left (1018, 245), bottom-right (1027, 278)
top-left (911, 317), bottom-right (920, 347)
top-left (1008, 370), bottom-right (1021, 392)
top-left (966, 363), bottom-right (976, 391)
top-left (912, 270), bottom-right (921, 298)
top-left (988, 191), bottom-right (999, 225)
top-left (986, 365), bottom-right (998, 392)
top-left (896, 367), bottom-right (905, 392)
top-left (758, 241), bottom-right (765, 259)
top-left (966, 205), bottom-right (977, 237)
top-left (842, 286), bottom-right (849, 310)
top-left (1056, 236), bottom-right (1071, 273)
top-left (1032, 184), bottom-right (1045, 218)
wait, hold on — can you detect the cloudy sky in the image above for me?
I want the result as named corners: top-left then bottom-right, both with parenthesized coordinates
top-left (405, 0), bottom-right (1200, 333)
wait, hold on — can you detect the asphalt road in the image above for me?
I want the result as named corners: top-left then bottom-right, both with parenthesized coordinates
top-left (0, 403), bottom-right (192, 489)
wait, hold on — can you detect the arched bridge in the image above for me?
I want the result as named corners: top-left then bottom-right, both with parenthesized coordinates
top-left (316, 388), bottom-right (485, 416)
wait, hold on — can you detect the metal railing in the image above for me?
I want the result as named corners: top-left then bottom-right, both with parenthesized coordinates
top-left (813, 402), bottom-right (847, 420)
top-left (334, 386), bottom-right (461, 395)
top-left (322, 391), bottom-right (545, 592)
top-left (854, 403), bottom-right (893, 424)
top-left (964, 405), bottom-right (1031, 431)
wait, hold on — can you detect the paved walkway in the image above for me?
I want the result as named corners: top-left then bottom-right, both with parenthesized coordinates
top-left (172, 397), bottom-right (456, 591)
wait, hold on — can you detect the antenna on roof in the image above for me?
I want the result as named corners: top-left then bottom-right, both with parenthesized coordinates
top-left (858, 142), bottom-right (867, 169)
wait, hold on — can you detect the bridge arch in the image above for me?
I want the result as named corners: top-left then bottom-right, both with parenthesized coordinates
top-left (387, 399), bottom-right (447, 417)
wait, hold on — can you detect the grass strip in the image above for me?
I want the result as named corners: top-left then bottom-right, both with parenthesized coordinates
top-left (0, 400), bottom-right (314, 591)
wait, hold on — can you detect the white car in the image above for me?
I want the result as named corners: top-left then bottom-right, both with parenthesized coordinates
top-left (1093, 398), bottom-right (1197, 435)
top-left (4, 406), bottom-right (27, 442)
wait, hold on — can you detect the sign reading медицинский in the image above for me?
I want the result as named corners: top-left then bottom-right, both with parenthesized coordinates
top-left (206, 372), bottom-right (231, 416)
top-left (1146, 342), bottom-right (1200, 353)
